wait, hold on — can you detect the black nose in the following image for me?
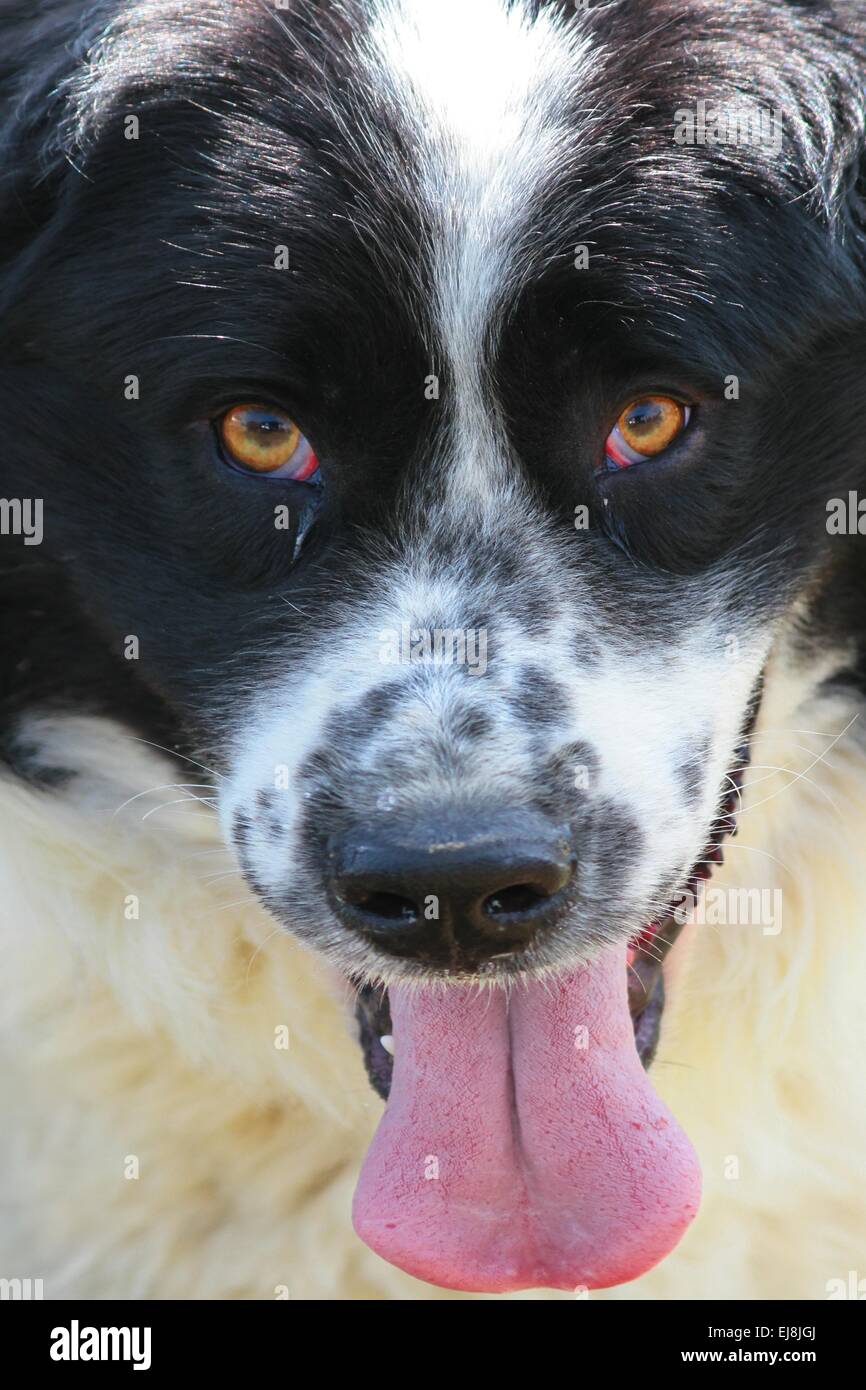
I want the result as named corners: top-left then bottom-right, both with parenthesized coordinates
top-left (327, 808), bottom-right (574, 970)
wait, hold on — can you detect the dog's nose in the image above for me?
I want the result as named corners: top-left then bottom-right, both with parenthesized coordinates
top-left (328, 809), bottom-right (574, 968)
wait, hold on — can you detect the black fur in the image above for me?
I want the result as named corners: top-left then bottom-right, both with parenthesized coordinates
top-left (1, 0), bottom-right (865, 778)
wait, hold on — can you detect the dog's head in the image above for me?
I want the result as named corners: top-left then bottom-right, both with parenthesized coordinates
top-left (2, 0), bottom-right (865, 1292)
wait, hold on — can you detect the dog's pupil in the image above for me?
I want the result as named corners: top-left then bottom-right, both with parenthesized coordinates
top-left (627, 404), bottom-right (662, 433)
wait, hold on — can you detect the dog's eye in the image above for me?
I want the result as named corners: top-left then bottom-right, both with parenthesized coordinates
top-left (218, 404), bottom-right (320, 481)
top-left (604, 396), bottom-right (691, 469)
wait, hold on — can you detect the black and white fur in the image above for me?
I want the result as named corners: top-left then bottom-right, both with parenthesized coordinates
top-left (1, 0), bottom-right (865, 1300)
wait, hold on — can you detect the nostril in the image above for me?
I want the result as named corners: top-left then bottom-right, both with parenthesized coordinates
top-left (349, 890), bottom-right (419, 924)
top-left (328, 809), bottom-right (575, 960)
top-left (484, 883), bottom-right (551, 917)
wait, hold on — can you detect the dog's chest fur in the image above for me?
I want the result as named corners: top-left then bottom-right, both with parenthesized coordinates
top-left (2, 657), bottom-right (864, 1301)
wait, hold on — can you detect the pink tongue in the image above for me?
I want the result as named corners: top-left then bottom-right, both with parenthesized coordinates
top-left (353, 947), bottom-right (700, 1292)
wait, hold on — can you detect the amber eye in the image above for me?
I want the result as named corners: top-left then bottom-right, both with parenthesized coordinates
top-left (604, 396), bottom-right (691, 470)
top-left (218, 404), bottom-right (319, 480)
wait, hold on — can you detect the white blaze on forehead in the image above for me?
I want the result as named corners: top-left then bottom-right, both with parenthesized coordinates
top-left (360, 0), bottom-right (594, 502)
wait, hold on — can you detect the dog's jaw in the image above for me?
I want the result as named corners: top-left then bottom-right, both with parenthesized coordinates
top-left (352, 721), bottom-right (757, 1103)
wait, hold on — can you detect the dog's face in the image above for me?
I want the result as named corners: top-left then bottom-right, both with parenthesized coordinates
top-left (3, 0), bottom-right (866, 1292)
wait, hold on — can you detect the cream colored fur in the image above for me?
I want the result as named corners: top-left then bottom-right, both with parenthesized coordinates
top-left (1, 646), bottom-right (865, 1300)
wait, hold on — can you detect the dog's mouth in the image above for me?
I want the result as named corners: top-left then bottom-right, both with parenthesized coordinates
top-left (349, 734), bottom-right (754, 1293)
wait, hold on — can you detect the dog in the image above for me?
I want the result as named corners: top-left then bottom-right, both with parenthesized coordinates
top-left (1, 0), bottom-right (865, 1300)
